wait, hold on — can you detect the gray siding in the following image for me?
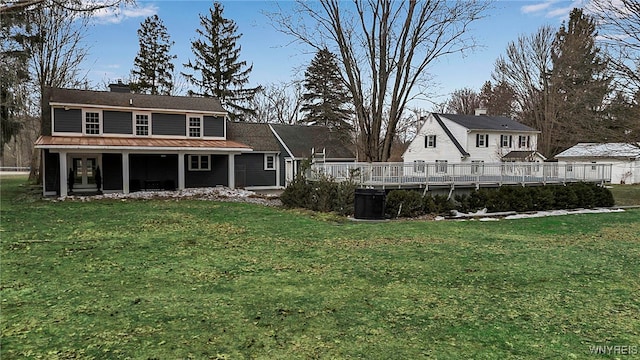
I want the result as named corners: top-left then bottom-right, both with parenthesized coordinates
top-left (53, 108), bottom-right (82, 133)
top-left (235, 153), bottom-right (276, 187)
top-left (203, 116), bottom-right (224, 137)
top-left (185, 154), bottom-right (228, 187)
top-left (153, 113), bottom-right (186, 136)
top-left (103, 111), bottom-right (132, 134)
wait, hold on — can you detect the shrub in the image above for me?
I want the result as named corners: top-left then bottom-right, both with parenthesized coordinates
top-left (593, 185), bottom-right (615, 207)
top-left (385, 190), bottom-right (423, 218)
top-left (553, 185), bottom-right (579, 209)
top-left (432, 194), bottom-right (456, 215)
top-left (280, 175), bottom-right (312, 209)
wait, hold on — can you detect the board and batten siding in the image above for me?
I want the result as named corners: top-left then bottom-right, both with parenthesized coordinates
top-left (203, 116), bottom-right (224, 137)
top-left (234, 153), bottom-right (276, 187)
top-left (152, 113), bottom-right (186, 136)
top-left (103, 110), bottom-right (133, 134)
top-left (53, 108), bottom-right (82, 133)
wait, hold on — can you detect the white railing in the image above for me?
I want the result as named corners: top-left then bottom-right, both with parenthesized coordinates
top-left (308, 162), bottom-right (612, 187)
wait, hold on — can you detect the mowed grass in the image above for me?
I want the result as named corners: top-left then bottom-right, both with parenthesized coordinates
top-left (610, 184), bottom-right (640, 206)
top-left (1, 176), bottom-right (639, 359)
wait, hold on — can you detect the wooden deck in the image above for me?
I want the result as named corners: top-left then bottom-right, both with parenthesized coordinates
top-left (308, 162), bottom-right (612, 190)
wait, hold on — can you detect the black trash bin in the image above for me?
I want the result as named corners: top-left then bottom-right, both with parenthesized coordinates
top-left (354, 188), bottom-right (386, 220)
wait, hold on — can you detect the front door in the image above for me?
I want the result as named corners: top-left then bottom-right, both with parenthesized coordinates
top-left (71, 157), bottom-right (98, 191)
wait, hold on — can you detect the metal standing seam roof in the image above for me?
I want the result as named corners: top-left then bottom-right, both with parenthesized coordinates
top-left (438, 113), bottom-right (539, 132)
top-left (46, 87), bottom-right (227, 114)
top-left (34, 136), bottom-right (251, 151)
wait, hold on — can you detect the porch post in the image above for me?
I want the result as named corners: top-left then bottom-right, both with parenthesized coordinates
top-left (59, 151), bottom-right (68, 196)
top-left (228, 153), bottom-right (235, 189)
top-left (122, 152), bottom-right (129, 194)
top-left (177, 152), bottom-right (185, 190)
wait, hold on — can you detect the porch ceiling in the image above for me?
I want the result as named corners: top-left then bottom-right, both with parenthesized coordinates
top-left (35, 136), bottom-right (252, 152)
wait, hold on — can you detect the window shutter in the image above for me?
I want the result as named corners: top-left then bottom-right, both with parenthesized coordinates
top-left (527, 136), bottom-right (531, 148)
top-left (424, 136), bottom-right (428, 148)
top-left (433, 136), bottom-right (436, 148)
top-left (484, 134), bottom-right (489, 147)
top-left (509, 135), bottom-right (512, 147)
top-left (476, 134), bottom-right (480, 147)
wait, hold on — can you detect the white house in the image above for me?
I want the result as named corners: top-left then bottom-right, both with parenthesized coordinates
top-left (403, 112), bottom-right (544, 169)
top-left (555, 143), bottom-right (640, 184)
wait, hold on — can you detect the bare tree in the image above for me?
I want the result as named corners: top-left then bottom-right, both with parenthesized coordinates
top-left (269, 0), bottom-right (490, 161)
top-left (246, 81), bottom-right (304, 124)
top-left (0, 0), bottom-right (132, 14)
top-left (25, 4), bottom-right (90, 181)
top-left (445, 87), bottom-right (482, 115)
top-left (589, 0), bottom-right (640, 95)
top-left (493, 26), bottom-right (557, 157)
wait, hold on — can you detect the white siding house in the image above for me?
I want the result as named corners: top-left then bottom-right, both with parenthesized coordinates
top-left (403, 113), bottom-right (544, 166)
top-left (555, 143), bottom-right (640, 184)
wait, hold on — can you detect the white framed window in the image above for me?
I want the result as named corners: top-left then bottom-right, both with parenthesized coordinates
top-left (566, 163), bottom-right (573, 172)
top-left (83, 110), bottom-right (101, 135)
top-left (471, 160), bottom-right (484, 174)
top-left (500, 135), bottom-right (512, 148)
top-left (436, 160), bottom-right (448, 173)
top-left (425, 135), bottom-right (437, 148)
top-left (188, 154), bottom-right (210, 171)
top-left (264, 154), bottom-right (276, 170)
top-left (518, 135), bottom-right (529, 148)
top-left (414, 160), bottom-right (425, 173)
top-left (476, 134), bottom-right (489, 147)
top-left (188, 116), bottom-right (202, 138)
top-left (135, 113), bottom-right (150, 136)
top-left (591, 161), bottom-right (597, 170)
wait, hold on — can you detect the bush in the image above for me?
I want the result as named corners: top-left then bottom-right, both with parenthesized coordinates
top-left (280, 173), bottom-right (356, 216)
top-left (385, 190), bottom-right (424, 218)
top-left (280, 175), bottom-right (313, 209)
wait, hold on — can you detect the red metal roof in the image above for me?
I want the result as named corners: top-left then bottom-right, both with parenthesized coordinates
top-left (35, 136), bottom-right (251, 151)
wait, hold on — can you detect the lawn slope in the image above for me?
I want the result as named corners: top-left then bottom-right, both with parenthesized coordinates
top-left (1, 177), bottom-right (639, 359)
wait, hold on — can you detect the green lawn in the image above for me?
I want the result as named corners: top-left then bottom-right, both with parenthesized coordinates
top-left (1, 176), bottom-right (639, 359)
top-left (609, 184), bottom-right (640, 206)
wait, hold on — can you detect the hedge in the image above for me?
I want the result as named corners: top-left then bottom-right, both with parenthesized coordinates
top-left (281, 180), bottom-right (614, 219)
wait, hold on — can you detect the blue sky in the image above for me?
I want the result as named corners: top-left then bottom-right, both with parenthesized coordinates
top-left (82, 0), bottom-right (586, 109)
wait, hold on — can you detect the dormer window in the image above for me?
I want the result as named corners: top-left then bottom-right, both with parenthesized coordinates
top-left (84, 110), bottom-right (101, 135)
top-left (188, 116), bottom-right (202, 138)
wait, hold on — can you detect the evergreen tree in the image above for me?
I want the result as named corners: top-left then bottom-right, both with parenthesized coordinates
top-left (550, 8), bottom-right (611, 148)
top-left (301, 47), bottom-right (353, 132)
top-left (131, 15), bottom-right (176, 95)
top-left (182, 1), bottom-right (260, 120)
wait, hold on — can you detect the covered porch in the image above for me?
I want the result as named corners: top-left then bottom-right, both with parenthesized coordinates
top-left (35, 136), bottom-right (252, 196)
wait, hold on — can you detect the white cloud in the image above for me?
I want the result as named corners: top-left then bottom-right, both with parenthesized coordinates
top-left (91, 3), bottom-right (158, 25)
top-left (520, 0), bottom-right (587, 20)
top-left (521, 1), bottom-right (556, 14)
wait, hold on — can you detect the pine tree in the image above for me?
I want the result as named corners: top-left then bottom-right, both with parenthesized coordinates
top-left (301, 47), bottom-right (353, 131)
top-left (550, 8), bottom-right (611, 148)
top-left (182, 1), bottom-right (260, 120)
top-left (131, 15), bottom-right (176, 95)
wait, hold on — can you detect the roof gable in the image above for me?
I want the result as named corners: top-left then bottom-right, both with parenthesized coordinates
top-left (47, 87), bottom-right (227, 114)
top-left (438, 113), bottom-right (538, 132)
top-left (269, 124), bottom-right (356, 159)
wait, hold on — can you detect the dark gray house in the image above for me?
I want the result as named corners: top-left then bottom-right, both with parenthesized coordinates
top-left (35, 87), bottom-right (355, 196)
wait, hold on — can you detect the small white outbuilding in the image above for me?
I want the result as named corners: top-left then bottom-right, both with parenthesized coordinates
top-left (555, 143), bottom-right (640, 184)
